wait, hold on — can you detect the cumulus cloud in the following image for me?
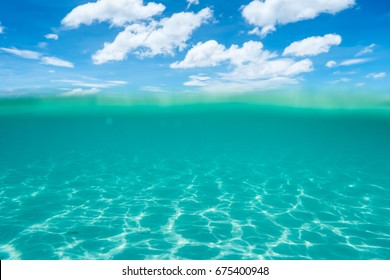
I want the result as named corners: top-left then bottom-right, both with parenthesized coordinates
top-left (172, 40), bottom-right (312, 79)
top-left (366, 72), bottom-right (386, 79)
top-left (283, 34), bottom-right (341, 57)
top-left (171, 40), bottom-right (227, 68)
top-left (0, 47), bottom-right (41, 59)
top-left (355, 43), bottom-right (375, 57)
top-left (221, 58), bottom-right (313, 81)
top-left (61, 0), bottom-right (166, 29)
top-left (170, 40), bottom-right (275, 68)
top-left (242, 0), bottom-right (355, 37)
top-left (172, 40), bottom-right (313, 92)
top-left (41, 56), bottom-right (74, 68)
top-left (62, 88), bottom-right (101, 96)
top-left (92, 8), bottom-right (212, 64)
top-left (45, 34), bottom-right (59, 40)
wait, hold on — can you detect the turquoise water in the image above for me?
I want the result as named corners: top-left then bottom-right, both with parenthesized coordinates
top-left (0, 96), bottom-right (389, 259)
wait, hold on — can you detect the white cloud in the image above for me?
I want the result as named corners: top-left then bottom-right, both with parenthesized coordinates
top-left (326, 60), bottom-right (337, 68)
top-left (173, 40), bottom-right (226, 68)
top-left (193, 77), bottom-right (299, 93)
top-left (355, 43), bottom-right (375, 57)
top-left (41, 56), bottom-right (74, 68)
top-left (339, 58), bottom-right (371, 66)
top-left (172, 40), bottom-right (313, 92)
top-left (326, 58), bottom-right (371, 68)
top-left (45, 34), bottom-right (59, 40)
top-left (108, 80), bottom-right (128, 85)
top-left (92, 8), bottom-right (212, 64)
top-left (248, 27), bottom-right (261, 36)
top-left (248, 26), bottom-right (276, 37)
top-left (172, 40), bottom-right (312, 78)
top-left (222, 58), bottom-right (313, 80)
top-left (37, 42), bottom-right (48, 49)
top-left (242, 0), bottom-right (355, 37)
top-left (1, 47), bottom-right (75, 68)
top-left (62, 88), bottom-right (101, 96)
top-left (140, 86), bottom-right (167, 92)
top-left (356, 82), bottom-right (365, 87)
top-left (0, 25), bottom-right (4, 34)
top-left (339, 78), bottom-right (351, 83)
top-left (62, 0), bottom-right (166, 29)
top-left (330, 78), bottom-right (352, 84)
top-left (52, 79), bottom-right (127, 88)
top-left (187, 0), bottom-right (199, 7)
top-left (283, 34), bottom-right (341, 57)
top-left (171, 40), bottom-right (275, 69)
top-left (366, 72), bottom-right (386, 79)
top-left (184, 75), bottom-right (211, 86)
top-left (333, 70), bottom-right (357, 75)
top-left (0, 47), bottom-right (41, 59)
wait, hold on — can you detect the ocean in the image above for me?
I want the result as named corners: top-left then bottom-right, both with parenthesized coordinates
top-left (0, 95), bottom-right (389, 259)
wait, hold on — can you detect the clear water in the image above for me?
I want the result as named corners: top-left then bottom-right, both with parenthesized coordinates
top-left (0, 97), bottom-right (389, 260)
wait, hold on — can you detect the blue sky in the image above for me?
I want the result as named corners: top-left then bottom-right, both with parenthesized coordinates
top-left (0, 0), bottom-right (389, 96)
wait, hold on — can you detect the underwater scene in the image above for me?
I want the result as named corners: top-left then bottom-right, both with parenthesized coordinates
top-left (0, 96), bottom-right (389, 260)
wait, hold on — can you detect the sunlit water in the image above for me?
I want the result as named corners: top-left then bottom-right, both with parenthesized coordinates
top-left (0, 97), bottom-right (389, 259)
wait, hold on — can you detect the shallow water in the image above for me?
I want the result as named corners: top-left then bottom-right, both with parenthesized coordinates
top-left (0, 97), bottom-right (389, 259)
